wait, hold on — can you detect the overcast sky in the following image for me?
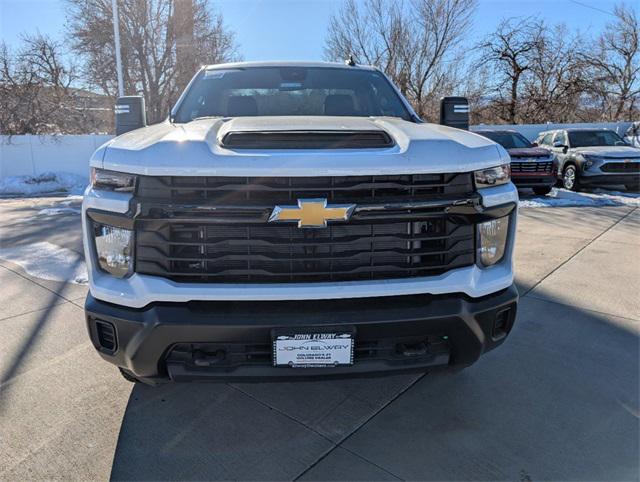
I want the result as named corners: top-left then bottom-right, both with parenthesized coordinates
top-left (0, 0), bottom-right (623, 61)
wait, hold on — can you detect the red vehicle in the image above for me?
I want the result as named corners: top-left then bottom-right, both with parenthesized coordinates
top-left (475, 129), bottom-right (558, 195)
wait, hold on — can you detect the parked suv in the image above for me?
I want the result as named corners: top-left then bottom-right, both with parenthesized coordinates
top-left (475, 129), bottom-right (557, 195)
top-left (83, 61), bottom-right (518, 384)
top-left (535, 128), bottom-right (640, 191)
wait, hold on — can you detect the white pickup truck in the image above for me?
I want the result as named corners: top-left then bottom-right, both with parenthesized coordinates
top-left (82, 61), bottom-right (518, 384)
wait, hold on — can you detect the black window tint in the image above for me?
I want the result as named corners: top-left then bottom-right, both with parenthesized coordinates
top-left (174, 67), bottom-right (412, 122)
top-left (479, 131), bottom-right (531, 149)
top-left (568, 130), bottom-right (626, 147)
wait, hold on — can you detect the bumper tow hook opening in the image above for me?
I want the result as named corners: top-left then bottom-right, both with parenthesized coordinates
top-left (397, 342), bottom-right (428, 357)
top-left (193, 349), bottom-right (226, 367)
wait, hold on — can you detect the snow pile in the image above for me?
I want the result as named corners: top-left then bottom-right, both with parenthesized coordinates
top-left (0, 241), bottom-right (88, 284)
top-left (520, 188), bottom-right (640, 208)
top-left (38, 207), bottom-right (82, 216)
top-left (0, 172), bottom-right (87, 196)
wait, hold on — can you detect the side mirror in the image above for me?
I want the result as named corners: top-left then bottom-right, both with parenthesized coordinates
top-left (115, 96), bottom-right (147, 135)
top-left (531, 142), bottom-right (538, 147)
top-left (439, 96), bottom-right (469, 130)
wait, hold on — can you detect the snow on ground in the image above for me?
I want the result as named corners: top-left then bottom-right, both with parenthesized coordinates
top-left (0, 241), bottom-right (88, 284)
top-left (38, 207), bottom-right (82, 216)
top-left (519, 188), bottom-right (640, 208)
top-left (0, 172), bottom-right (87, 197)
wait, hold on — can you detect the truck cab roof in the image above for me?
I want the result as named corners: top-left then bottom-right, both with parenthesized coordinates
top-left (202, 60), bottom-right (379, 72)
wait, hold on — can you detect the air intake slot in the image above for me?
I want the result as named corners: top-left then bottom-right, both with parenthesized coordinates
top-left (95, 320), bottom-right (117, 352)
top-left (220, 130), bottom-right (394, 149)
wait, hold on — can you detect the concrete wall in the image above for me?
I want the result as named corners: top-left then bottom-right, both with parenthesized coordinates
top-left (0, 121), bottom-right (636, 179)
top-left (0, 135), bottom-right (113, 179)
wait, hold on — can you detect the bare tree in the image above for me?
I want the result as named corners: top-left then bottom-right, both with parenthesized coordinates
top-left (478, 17), bottom-right (544, 124)
top-left (522, 24), bottom-right (588, 123)
top-left (583, 2), bottom-right (639, 120)
top-left (66, 0), bottom-right (240, 124)
top-left (0, 34), bottom-right (110, 135)
top-left (324, 0), bottom-right (476, 120)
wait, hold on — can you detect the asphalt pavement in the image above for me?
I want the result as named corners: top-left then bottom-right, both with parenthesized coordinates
top-left (0, 196), bottom-right (638, 481)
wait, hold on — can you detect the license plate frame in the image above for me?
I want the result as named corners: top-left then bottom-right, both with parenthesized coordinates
top-left (272, 327), bottom-right (355, 368)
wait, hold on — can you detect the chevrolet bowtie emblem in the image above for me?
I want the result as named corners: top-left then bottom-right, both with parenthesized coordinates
top-left (268, 198), bottom-right (356, 228)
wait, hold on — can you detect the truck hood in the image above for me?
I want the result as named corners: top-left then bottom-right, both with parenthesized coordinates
top-left (95, 116), bottom-right (508, 176)
top-left (574, 145), bottom-right (640, 158)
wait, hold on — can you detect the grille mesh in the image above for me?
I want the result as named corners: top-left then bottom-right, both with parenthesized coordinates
top-left (136, 173), bottom-right (473, 205)
top-left (600, 162), bottom-right (640, 173)
top-left (510, 160), bottom-right (554, 173)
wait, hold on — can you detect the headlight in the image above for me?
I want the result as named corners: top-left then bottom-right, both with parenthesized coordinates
top-left (93, 222), bottom-right (133, 277)
top-left (478, 216), bottom-right (509, 266)
top-left (474, 164), bottom-right (510, 188)
top-left (583, 154), bottom-right (603, 161)
top-left (91, 168), bottom-right (136, 192)
top-left (583, 155), bottom-right (601, 171)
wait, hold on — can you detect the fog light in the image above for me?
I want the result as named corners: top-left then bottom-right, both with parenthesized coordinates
top-left (93, 223), bottom-right (133, 277)
top-left (478, 216), bottom-right (509, 266)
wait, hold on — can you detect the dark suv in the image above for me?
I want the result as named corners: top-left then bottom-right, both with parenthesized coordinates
top-left (475, 129), bottom-right (558, 195)
top-left (535, 128), bottom-right (640, 191)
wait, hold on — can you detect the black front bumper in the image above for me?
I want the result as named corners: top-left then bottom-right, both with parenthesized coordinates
top-left (580, 173), bottom-right (640, 186)
top-left (85, 284), bottom-right (518, 383)
top-left (512, 173), bottom-right (557, 188)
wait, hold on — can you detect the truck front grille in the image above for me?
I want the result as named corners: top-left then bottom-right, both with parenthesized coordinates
top-left (134, 174), bottom-right (476, 283)
top-left (510, 160), bottom-right (554, 173)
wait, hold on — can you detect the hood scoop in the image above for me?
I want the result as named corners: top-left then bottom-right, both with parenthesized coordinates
top-left (220, 130), bottom-right (394, 149)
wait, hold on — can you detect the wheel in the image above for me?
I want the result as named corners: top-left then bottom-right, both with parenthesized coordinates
top-left (532, 186), bottom-right (552, 196)
top-left (562, 165), bottom-right (579, 191)
top-left (118, 367), bottom-right (140, 383)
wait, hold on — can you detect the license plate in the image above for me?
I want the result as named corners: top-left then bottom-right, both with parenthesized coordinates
top-left (273, 331), bottom-right (354, 368)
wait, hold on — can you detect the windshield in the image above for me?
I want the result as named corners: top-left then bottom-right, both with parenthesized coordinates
top-left (173, 66), bottom-right (413, 122)
top-left (477, 131), bottom-right (532, 149)
top-left (568, 130), bottom-right (627, 147)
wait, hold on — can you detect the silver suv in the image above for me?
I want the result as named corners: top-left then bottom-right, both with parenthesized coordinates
top-left (535, 128), bottom-right (640, 191)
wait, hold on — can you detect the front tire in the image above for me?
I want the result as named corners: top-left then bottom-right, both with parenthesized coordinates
top-left (533, 186), bottom-right (552, 196)
top-left (562, 165), bottom-right (580, 191)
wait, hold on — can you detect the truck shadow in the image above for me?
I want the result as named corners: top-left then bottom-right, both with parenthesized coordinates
top-left (109, 288), bottom-right (639, 481)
